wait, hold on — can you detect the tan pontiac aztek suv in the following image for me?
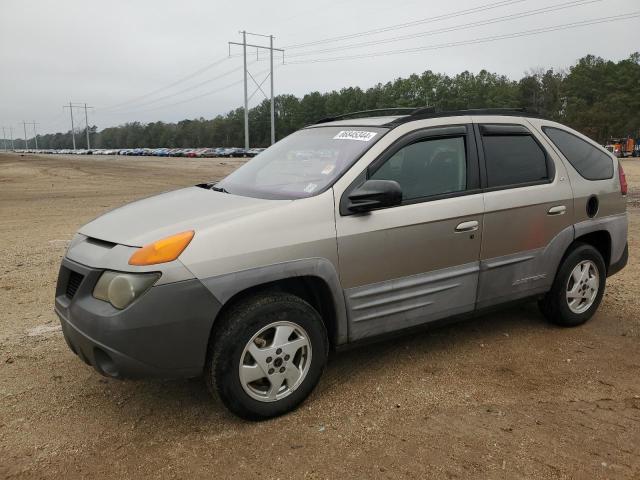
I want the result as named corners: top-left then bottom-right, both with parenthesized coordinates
top-left (55, 108), bottom-right (628, 419)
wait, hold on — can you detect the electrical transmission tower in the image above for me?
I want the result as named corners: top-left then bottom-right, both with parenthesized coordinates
top-left (228, 31), bottom-right (283, 149)
top-left (21, 121), bottom-right (40, 149)
top-left (63, 102), bottom-right (94, 150)
top-left (1, 127), bottom-right (7, 151)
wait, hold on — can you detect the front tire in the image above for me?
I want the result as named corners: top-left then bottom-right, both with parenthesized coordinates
top-left (538, 243), bottom-right (606, 327)
top-left (205, 292), bottom-right (328, 420)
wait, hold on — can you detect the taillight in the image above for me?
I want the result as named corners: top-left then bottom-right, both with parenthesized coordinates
top-left (618, 161), bottom-right (628, 195)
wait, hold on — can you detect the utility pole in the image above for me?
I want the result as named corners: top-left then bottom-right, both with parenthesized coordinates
top-left (22, 121), bottom-right (28, 149)
top-left (63, 102), bottom-right (76, 150)
top-left (25, 121), bottom-right (39, 149)
top-left (84, 103), bottom-right (91, 149)
top-left (242, 30), bottom-right (248, 150)
top-left (228, 32), bottom-right (283, 148)
top-left (9, 126), bottom-right (14, 150)
top-left (270, 35), bottom-right (275, 145)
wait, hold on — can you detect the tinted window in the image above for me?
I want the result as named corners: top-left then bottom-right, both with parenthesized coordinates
top-left (543, 127), bottom-right (613, 180)
top-left (370, 137), bottom-right (466, 201)
top-left (482, 135), bottom-right (548, 188)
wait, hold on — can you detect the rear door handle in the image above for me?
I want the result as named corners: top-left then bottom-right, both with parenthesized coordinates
top-left (455, 220), bottom-right (479, 232)
top-left (547, 205), bottom-right (566, 215)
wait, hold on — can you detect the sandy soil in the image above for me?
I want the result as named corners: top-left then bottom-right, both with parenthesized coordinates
top-left (0, 152), bottom-right (639, 479)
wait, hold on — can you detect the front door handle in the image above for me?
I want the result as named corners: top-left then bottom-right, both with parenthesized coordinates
top-left (455, 220), bottom-right (479, 232)
top-left (548, 205), bottom-right (566, 215)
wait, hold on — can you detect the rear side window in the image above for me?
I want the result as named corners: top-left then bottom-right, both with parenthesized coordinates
top-left (481, 134), bottom-right (549, 188)
top-left (543, 127), bottom-right (613, 180)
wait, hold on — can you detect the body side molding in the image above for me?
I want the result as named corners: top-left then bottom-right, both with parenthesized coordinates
top-left (345, 262), bottom-right (479, 340)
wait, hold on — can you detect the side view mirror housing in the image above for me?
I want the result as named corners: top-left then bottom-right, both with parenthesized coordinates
top-left (347, 179), bottom-right (403, 213)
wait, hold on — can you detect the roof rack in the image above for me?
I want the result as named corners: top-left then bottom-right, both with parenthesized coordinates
top-left (312, 107), bottom-right (541, 126)
top-left (385, 107), bottom-right (541, 126)
top-left (313, 106), bottom-right (435, 125)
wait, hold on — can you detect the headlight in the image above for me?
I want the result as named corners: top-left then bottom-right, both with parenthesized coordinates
top-left (93, 271), bottom-right (161, 309)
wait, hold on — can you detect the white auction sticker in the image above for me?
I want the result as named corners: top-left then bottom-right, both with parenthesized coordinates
top-left (333, 130), bottom-right (378, 142)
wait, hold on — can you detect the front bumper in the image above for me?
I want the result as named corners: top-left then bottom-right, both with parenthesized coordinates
top-left (55, 258), bottom-right (221, 379)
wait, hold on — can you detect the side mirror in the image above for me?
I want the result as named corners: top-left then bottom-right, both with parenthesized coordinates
top-left (347, 179), bottom-right (403, 213)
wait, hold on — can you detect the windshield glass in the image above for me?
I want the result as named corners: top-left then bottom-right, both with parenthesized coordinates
top-left (216, 126), bottom-right (388, 199)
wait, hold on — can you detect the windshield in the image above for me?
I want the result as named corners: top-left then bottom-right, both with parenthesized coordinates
top-left (216, 126), bottom-right (388, 199)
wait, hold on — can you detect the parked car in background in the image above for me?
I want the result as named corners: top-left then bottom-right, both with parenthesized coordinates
top-left (246, 148), bottom-right (265, 157)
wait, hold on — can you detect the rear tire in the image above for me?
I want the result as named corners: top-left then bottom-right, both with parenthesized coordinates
top-left (205, 292), bottom-right (328, 420)
top-left (538, 243), bottom-right (606, 327)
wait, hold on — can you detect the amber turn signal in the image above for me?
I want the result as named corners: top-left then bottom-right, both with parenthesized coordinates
top-left (129, 230), bottom-right (194, 266)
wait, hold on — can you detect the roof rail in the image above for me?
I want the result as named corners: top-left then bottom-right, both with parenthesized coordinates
top-left (313, 106), bottom-right (435, 124)
top-left (312, 107), bottom-right (542, 126)
top-left (385, 107), bottom-right (542, 126)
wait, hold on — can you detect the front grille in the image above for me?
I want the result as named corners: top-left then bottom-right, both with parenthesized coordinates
top-left (66, 270), bottom-right (85, 299)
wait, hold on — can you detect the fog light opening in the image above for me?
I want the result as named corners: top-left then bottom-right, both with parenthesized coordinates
top-left (94, 348), bottom-right (119, 378)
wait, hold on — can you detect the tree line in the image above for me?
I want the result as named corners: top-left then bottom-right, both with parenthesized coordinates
top-left (18, 52), bottom-right (640, 150)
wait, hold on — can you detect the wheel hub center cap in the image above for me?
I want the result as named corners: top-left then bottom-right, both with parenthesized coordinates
top-left (239, 320), bottom-right (312, 403)
top-left (566, 259), bottom-right (599, 314)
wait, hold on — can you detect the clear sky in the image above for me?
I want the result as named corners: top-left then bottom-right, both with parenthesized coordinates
top-left (1, 0), bottom-right (638, 136)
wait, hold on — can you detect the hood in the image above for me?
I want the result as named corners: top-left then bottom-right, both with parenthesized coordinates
top-left (79, 186), bottom-right (289, 246)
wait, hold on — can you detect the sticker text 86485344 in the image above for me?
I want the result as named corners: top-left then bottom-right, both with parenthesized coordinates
top-left (333, 131), bottom-right (378, 142)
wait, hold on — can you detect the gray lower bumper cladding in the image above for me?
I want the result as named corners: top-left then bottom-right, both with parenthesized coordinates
top-left (55, 258), bottom-right (221, 379)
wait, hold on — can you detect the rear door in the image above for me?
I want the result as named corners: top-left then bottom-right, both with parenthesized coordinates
top-left (473, 116), bottom-right (574, 308)
top-left (334, 123), bottom-right (484, 341)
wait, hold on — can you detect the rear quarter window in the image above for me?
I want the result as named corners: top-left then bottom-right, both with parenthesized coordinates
top-left (542, 127), bottom-right (613, 180)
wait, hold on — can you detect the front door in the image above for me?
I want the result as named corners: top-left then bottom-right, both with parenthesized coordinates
top-left (334, 124), bottom-right (484, 341)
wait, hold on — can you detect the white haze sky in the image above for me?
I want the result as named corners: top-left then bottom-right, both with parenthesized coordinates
top-left (0, 0), bottom-right (638, 136)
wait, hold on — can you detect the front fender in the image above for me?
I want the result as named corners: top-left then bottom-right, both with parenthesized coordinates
top-left (199, 258), bottom-right (349, 345)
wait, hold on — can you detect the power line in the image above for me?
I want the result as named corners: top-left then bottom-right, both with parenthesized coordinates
top-left (103, 64), bottom-right (245, 112)
top-left (287, 0), bottom-right (601, 58)
top-left (285, 12), bottom-right (640, 64)
top-left (282, 0), bottom-right (527, 49)
top-left (100, 56), bottom-right (230, 110)
top-left (92, 63), bottom-right (275, 119)
top-left (107, 75), bottom-right (256, 115)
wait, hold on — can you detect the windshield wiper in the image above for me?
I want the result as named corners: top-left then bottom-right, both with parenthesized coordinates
top-left (196, 182), bottom-right (229, 193)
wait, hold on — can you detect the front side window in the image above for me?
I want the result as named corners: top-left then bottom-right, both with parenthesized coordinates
top-left (217, 126), bottom-right (387, 199)
top-left (482, 134), bottom-right (548, 188)
top-left (543, 127), bottom-right (613, 180)
top-left (370, 136), bottom-right (467, 201)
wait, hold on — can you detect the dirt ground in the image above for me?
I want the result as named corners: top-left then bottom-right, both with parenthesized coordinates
top-left (0, 152), bottom-right (638, 479)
